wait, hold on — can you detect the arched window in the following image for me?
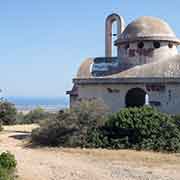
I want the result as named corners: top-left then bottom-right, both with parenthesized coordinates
top-left (168, 42), bottom-right (173, 48)
top-left (153, 41), bottom-right (161, 49)
top-left (125, 88), bottom-right (146, 107)
top-left (125, 43), bottom-right (130, 49)
top-left (138, 41), bottom-right (144, 49)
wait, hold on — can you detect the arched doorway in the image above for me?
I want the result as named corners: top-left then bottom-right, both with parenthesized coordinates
top-left (125, 88), bottom-right (146, 107)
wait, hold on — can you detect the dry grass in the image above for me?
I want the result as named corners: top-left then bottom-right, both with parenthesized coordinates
top-left (61, 148), bottom-right (180, 168)
top-left (0, 124), bottom-right (180, 179)
top-left (3, 124), bottom-right (39, 133)
top-left (1, 124), bottom-right (180, 168)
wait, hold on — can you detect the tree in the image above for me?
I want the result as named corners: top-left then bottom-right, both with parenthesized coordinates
top-left (0, 100), bottom-right (17, 125)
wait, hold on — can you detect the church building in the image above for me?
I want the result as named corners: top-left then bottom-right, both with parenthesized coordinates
top-left (67, 13), bottom-right (180, 114)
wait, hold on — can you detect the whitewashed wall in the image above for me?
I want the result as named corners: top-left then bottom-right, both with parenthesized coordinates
top-left (73, 83), bottom-right (180, 114)
top-left (118, 41), bottom-right (178, 66)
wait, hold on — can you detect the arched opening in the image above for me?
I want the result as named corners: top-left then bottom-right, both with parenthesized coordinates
top-left (153, 41), bottom-right (161, 49)
top-left (112, 21), bottom-right (118, 57)
top-left (125, 88), bottom-right (146, 107)
top-left (105, 13), bottom-right (125, 57)
top-left (138, 41), bottom-right (144, 49)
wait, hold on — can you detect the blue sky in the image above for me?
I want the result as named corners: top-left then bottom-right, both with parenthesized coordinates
top-left (0, 0), bottom-right (180, 97)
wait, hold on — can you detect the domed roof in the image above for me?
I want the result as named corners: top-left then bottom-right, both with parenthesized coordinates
top-left (107, 55), bottom-right (180, 78)
top-left (115, 16), bottom-right (180, 45)
top-left (76, 58), bottom-right (93, 78)
top-left (75, 55), bottom-right (180, 79)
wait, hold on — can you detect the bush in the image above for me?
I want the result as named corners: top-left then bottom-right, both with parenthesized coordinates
top-left (0, 152), bottom-right (17, 170)
top-left (14, 112), bottom-right (25, 124)
top-left (0, 168), bottom-right (12, 180)
top-left (97, 106), bottom-right (180, 152)
top-left (0, 152), bottom-right (17, 180)
top-left (24, 107), bottom-right (48, 123)
top-left (0, 100), bottom-right (17, 125)
top-left (173, 114), bottom-right (180, 127)
top-left (31, 99), bottom-right (109, 147)
top-left (31, 102), bottom-right (180, 152)
top-left (0, 122), bottom-right (3, 132)
top-left (32, 110), bottom-right (78, 146)
top-left (15, 107), bottom-right (56, 124)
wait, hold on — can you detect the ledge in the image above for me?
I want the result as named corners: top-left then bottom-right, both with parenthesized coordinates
top-left (73, 77), bottom-right (180, 85)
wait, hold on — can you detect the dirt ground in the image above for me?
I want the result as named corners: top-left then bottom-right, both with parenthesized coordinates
top-left (0, 125), bottom-right (180, 180)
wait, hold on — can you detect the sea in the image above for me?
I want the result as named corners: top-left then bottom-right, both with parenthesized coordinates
top-left (4, 96), bottom-right (69, 112)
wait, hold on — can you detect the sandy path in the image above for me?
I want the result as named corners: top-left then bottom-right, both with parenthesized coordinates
top-left (0, 127), bottom-right (180, 180)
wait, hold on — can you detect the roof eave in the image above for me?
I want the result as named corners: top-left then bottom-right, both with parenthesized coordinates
top-left (114, 36), bottom-right (180, 46)
top-left (73, 77), bottom-right (180, 85)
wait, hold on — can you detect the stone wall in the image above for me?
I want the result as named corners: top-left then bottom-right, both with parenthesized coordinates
top-left (71, 83), bottom-right (180, 114)
top-left (118, 41), bottom-right (178, 66)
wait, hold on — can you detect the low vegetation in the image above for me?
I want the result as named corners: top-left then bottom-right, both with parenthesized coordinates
top-left (0, 152), bottom-right (17, 180)
top-left (32, 99), bottom-right (109, 147)
top-left (31, 100), bottom-right (180, 152)
top-left (15, 107), bottom-right (56, 124)
top-left (100, 107), bottom-right (180, 152)
top-left (0, 98), bottom-right (179, 153)
top-left (0, 99), bottom-right (54, 126)
top-left (0, 122), bottom-right (3, 132)
top-left (0, 100), bottom-right (17, 125)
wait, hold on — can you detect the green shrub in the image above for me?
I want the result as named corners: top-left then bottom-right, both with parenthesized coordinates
top-left (0, 152), bottom-right (17, 170)
top-left (173, 115), bottom-right (180, 128)
top-left (31, 99), bottom-right (109, 147)
top-left (15, 112), bottom-right (25, 124)
top-left (0, 152), bottom-right (17, 180)
top-left (24, 107), bottom-right (48, 123)
top-left (0, 121), bottom-right (3, 132)
top-left (32, 110), bottom-right (78, 146)
top-left (0, 100), bottom-right (17, 125)
top-left (15, 107), bottom-right (56, 124)
top-left (99, 106), bottom-right (180, 152)
top-left (31, 103), bottom-right (180, 152)
top-left (0, 168), bottom-right (11, 180)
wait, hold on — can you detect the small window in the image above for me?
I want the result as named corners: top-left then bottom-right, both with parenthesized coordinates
top-left (149, 101), bottom-right (161, 107)
top-left (153, 41), bottom-right (161, 49)
top-left (138, 41), bottom-right (144, 49)
top-left (168, 43), bottom-right (173, 48)
top-left (125, 43), bottom-right (130, 49)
